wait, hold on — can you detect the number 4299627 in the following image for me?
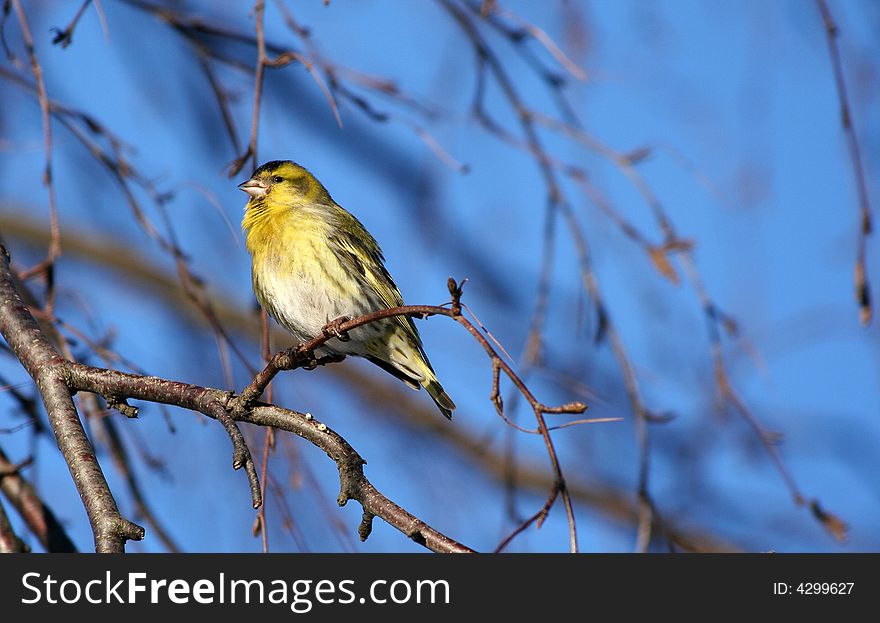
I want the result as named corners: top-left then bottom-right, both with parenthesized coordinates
top-left (773, 582), bottom-right (854, 595)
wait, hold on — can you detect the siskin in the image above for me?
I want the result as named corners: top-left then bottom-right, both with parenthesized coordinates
top-left (239, 160), bottom-right (456, 419)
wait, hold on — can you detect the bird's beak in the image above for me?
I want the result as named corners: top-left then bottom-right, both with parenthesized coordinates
top-left (238, 178), bottom-right (268, 199)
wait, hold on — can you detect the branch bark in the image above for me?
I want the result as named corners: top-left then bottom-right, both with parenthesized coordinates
top-left (0, 246), bottom-right (144, 552)
top-left (63, 362), bottom-right (474, 553)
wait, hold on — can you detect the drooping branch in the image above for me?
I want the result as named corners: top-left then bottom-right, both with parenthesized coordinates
top-left (229, 0), bottom-right (267, 177)
top-left (440, 0), bottom-right (637, 552)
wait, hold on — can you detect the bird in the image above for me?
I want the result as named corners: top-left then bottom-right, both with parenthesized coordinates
top-left (239, 160), bottom-right (456, 419)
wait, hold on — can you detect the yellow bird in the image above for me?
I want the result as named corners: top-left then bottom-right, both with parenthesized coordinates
top-left (239, 160), bottom-right (456, 419)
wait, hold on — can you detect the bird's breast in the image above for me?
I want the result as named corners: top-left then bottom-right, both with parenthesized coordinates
top-left (249, 217), bottom-right (377, 346)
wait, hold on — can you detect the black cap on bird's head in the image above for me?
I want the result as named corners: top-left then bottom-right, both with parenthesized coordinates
top-left (251, 160), bottom-right (293, 178)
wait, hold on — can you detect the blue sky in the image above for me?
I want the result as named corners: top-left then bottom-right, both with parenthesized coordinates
top-left (1, 0), bottom-right (878, 552)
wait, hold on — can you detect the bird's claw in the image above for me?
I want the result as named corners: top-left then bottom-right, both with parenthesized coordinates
top-left (301, 352), bottom-right (346, 371)
top-left (324, 316), bottom-right (351, 342)
top-left (292, 344), bottom-right (319, 370)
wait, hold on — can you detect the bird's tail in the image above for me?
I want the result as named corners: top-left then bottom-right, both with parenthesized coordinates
top-left (410, 349), bottom-right (455, 419)
top-left (422, 376), bottom-right (456, 420)
top-left (367, 347), bottom-right (456, 419)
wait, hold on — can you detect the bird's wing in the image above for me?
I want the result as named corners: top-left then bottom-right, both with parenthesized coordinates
top-left (329, 207), bottom-right (427, 354)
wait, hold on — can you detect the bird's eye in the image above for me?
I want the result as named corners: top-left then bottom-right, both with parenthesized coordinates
top-left (272, 175), bottom-right (283, 184)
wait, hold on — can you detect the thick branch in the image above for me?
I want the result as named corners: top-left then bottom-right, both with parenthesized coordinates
top-left (64, 362), bottom-right (474, 553)
top-left (0, 245), bottom-right (143, 552)
top-left (240, 404), bottom-right (473, 553)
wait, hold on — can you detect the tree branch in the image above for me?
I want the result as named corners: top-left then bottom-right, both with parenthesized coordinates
top-left (64, 362), bottom-right (475, 553)
top-left (9, 0), bottom-right (62, 293)
top-left (816, 0), bottom-right (873, 326)
top-left (0, 244), bottom-right (143, 552)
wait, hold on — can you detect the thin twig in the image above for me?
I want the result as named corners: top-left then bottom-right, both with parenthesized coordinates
top-left (10, 0), bottom-right (61, 309)
top-left (816, 0), bottom-right (873, 326)
top-left (229, 0), bottom-right (267, 177)
top-left (51, 0), bottom-right (93, 48)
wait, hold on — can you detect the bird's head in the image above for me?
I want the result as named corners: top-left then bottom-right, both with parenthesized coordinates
top-left (238, 160), bottom-right (331, 206)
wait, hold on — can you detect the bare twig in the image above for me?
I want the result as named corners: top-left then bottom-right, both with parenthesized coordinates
top-left (51, 0), bottom-right (93, 48)
top-left (10, 0), bottom-right (61, 307)
top-left (816, 0), bottom-right (873, 326)
top-left (205, 398), bottom-right (263, 509)
top-left (557, 200), bottom-right (659, 551)
top-left (229, 0), bottom-right (267, 177)
top-left (0, 419), bottom-right (35, 434)
top-left (0, 454), bottom-right (33, 477)
top-left (195, 45), bottom-right (243, 154)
